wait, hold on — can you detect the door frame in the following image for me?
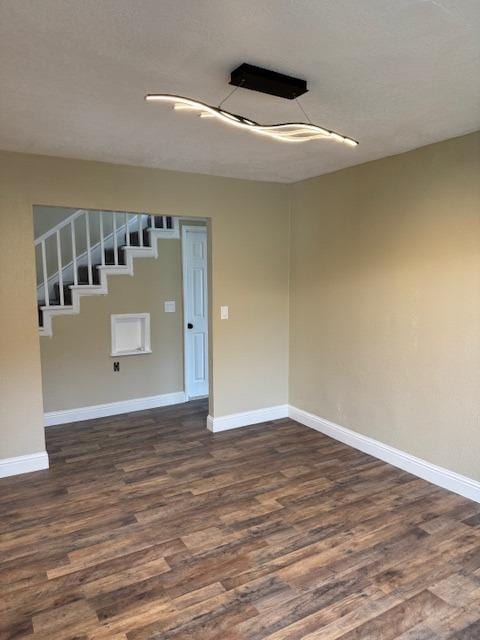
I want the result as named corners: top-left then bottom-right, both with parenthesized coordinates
top-left (181, 223), bottom-right (209, 400)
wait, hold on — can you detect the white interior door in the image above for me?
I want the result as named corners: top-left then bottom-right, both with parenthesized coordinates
top-left (182, 225), bottom-right (208, 398)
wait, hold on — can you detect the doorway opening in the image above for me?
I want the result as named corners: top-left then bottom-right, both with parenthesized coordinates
top-left (33, 204), bottom-right (210, 425)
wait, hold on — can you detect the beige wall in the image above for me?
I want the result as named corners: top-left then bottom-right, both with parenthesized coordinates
top-left (40, 240), bottom-right (184, 412)
top-left (290, 132), bottom-right (480, 480)
top-left (34, 206), bottom-right (74, 238)
top-left (0, 151), bottom-right (290, 459)
top-left (2, 132), bottom-right (479, 485)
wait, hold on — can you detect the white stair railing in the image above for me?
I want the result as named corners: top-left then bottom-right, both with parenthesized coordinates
top-left (35, 210), bottom-right (176, 308)
top-left (35, 208), bottom-right (88, 306)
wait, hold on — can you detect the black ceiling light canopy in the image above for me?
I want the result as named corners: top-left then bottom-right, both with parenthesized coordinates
top-left (229, 63), bottom-right (308, 100)
top-left (145, 63), bottom-right (358, 146)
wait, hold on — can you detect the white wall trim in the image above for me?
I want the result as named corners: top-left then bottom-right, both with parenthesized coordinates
top-left (41, 394), bottom-right (480, 503)
top-left (289, 405), bottom-right (480, 504)
top-left (44, 391), bottom-right (187, 426)
top-left (204, 403), bottom-right (480, 503)
top-left (207, 405), bottom-right (289, 433)
top-left (0, 451), bottom-right (49, 479)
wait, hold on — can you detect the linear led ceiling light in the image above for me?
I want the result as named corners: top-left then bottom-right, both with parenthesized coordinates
top-left (145, 63), bottom-right (358, 147)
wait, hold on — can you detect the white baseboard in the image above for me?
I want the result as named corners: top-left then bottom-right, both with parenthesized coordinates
top-left (41, 392), bottom-right (480, 503)
top-left (207, 405), bottom-right (289, 433)
top-left (289, 406), bottom-right (480, 504)
top-left (0, 451), bottom-right (49, 479)
top-left (44, 391), bottom-right (187, 427)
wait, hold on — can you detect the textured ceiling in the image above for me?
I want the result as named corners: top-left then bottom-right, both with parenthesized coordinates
top-left (0, 0), bottom-right (479, 182)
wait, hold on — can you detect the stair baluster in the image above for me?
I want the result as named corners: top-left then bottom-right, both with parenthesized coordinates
top-left (71, 220), bottom-right (78, 286)
top-left (85, 210), bottom-right (93, 285)
top-left (41, 240), bottom-right (49, 306)
top-left (113, 213), bottom-right (118, 266)
top-left (125, 212), bottom-right (130, 247)
top-left (56, 230), bottom-right (64, 305)
top-left (138, 214), bottom-right (144, 247)
top-left (100, 212), bottom-right (105, 266)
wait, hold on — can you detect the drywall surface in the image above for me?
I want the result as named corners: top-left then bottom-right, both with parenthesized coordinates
top-left (0, 151), bottom-right (289, 459)
top-left (289, 132), bottom-right (480, 480)
top-left (40, 240), bottom-right (184, 411)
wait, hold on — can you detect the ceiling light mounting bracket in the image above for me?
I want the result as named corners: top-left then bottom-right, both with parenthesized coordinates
top-left (229, 63), bottom-right (308, 100)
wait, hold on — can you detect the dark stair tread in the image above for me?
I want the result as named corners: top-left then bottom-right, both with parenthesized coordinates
top-left (78, 264), bottom-right (101, 284)
top-left (126, 228), bottom-right (150, 247)
top-left (53, 283), bottom-right (73, 305)
top-left (104, 247), bottom-right (126, 265)
top-left (150, 215), bottom-right (173, 230)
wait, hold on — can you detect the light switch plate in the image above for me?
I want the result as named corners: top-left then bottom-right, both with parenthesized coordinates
top-left (220, 306), bottom-right (229, 320)
top-left (164, 301), bottom-right (176, 313)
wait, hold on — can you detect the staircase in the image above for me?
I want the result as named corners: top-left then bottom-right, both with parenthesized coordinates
top-left (35, 210), bottom-right (179, 336)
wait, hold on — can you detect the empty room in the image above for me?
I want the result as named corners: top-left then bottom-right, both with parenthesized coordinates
top-left (0, 1), bottom-right (479, 638)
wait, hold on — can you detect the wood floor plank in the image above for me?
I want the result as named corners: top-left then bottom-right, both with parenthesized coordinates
top-left (0, 398), bottom-right (479, 639)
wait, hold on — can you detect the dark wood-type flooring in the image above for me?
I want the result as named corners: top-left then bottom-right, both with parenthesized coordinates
top-left (1, 399), bottom-right (480, 639)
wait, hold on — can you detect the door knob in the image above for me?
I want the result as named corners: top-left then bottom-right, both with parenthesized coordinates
top-left (187, 323), bottom-right (193, 329)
